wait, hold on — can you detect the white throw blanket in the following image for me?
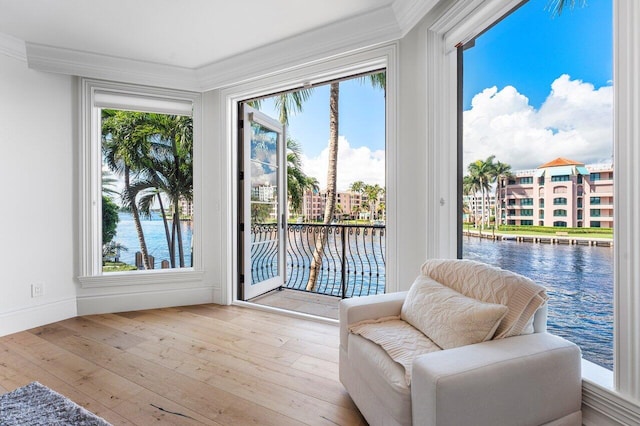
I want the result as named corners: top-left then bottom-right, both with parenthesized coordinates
top-left (421, 259), bottom-right (548, 338)
top-left (349, 316), bottom-right (441, 385)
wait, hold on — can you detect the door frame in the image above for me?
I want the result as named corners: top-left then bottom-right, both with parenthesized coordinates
top-left (220, 44), bottom-right (399, 307)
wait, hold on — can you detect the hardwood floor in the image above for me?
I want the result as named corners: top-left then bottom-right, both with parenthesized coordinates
top-left (0, 304), bottom-right (366, 425)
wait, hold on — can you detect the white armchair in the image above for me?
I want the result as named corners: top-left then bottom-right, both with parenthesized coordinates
top-left (339, 259), bottom-right (582, 426)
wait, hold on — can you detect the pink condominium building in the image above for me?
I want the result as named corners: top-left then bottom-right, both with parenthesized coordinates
top-left (497, 157), bottom-right (613, 228)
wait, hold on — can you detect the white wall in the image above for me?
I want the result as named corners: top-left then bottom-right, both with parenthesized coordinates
top-left (395, 24), bottom-right (430, 290)
top-left (0, 53), bottom-right (77, 334)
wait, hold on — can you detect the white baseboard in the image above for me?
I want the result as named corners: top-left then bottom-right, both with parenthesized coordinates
top-left (0, 297), bottom-right (77, 337)
top-left (582, 380), bottom-right (640, 426)
top-left (76, 286), bottom-right (215, 316)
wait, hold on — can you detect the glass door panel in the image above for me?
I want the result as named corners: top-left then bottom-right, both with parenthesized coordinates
top-left (241, 106), bottom-right (286, 299)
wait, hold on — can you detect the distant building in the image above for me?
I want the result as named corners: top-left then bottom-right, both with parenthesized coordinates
top-left (302, 190), bottom-right (366, 221)
top-left (463, 193), bottom-right (496, 224)
top-left (178, 197), bottom-right (194, 218)
top-left (497, 157), bottom-right (613, 228)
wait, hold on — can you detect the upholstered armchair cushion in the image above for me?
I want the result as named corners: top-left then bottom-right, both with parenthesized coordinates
top-left (339, 260), bottom-right (582, 426)
top-left (400, 276), bottom-right (508, 349)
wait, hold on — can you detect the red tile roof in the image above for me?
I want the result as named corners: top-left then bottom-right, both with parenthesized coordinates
top-left (537, 157), bottom-right (584, 168)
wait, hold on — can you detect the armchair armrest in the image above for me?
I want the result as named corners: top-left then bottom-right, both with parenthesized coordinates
top-left (339, 291), bottom-right (407, 350)
top-left (411, 333), bottom-right (582, 426)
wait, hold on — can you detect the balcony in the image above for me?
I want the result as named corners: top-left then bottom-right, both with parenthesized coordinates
top-left (249, 223), bottom-right (386, 317)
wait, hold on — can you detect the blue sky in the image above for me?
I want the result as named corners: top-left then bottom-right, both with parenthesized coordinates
top-left (261, 76), bottom-right (386, 157)
top-left (464, 0), bottom-right (612, 110)
top-left (258, 0), bottom-right (613, 186)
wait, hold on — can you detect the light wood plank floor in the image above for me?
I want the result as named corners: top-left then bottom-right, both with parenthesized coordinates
top-left (0, 304), bottom-right (366, 425)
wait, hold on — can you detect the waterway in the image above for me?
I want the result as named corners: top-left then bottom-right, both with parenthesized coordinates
top-left (112, 212), bottom-right (193, 269)
top-left (463, 235), bottom-right (613, 370)
top-left (112, 212), bottom-right (613, 370)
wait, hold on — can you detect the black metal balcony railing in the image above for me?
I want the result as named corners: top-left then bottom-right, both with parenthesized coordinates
top-left (250, 223), bottom-right (386, 298)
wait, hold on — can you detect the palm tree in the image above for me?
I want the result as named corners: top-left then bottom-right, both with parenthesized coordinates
top-left (547, 0), bottom-right (586, 16)
top-left (363, 184), bottom-right (384, 222)
top-left (463, 174), bottom-right (482, 228)
top-left (466, 156), bottom-right (496, 230)
top-left (492, 161), bottom-right (513, 227)
top-left (306, 72), bottom-right (387, 290)
top-left (287, 138), bottom-right (318, 215)
top-left (139, 114), bottom-right (193, 268)
top-left (102, 110), bottom-right (152, 269)
top-left (307, 82), bottom-right (340, 290)
top-left (351, 204), bottom-right (362, 222)
top-left (349, 180), bottom-right (365, 195)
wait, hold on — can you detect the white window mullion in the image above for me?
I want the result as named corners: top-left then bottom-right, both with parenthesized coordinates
top-left (614, 0), bottom-right (640, 401)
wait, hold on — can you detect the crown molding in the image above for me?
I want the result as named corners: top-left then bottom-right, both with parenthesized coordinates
top-left (21, 2), bottom-right (439, 91)
top-left (0, 32), bottom-right (26, 62)
top-left (196, 5), bottom-right (402, 90)
top-left (26, 43), bottom-right (201, 91)
top-left (392, 0), bottom-right (441, 36)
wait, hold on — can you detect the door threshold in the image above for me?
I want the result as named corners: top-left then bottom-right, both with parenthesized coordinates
top-left (234, 294), bottom-right (339, 325)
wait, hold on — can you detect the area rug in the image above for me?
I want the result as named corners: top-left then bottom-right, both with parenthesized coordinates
top-left (0, 381), bottom-right (112, 425)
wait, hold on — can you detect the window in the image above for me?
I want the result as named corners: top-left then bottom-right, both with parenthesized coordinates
top-left (578, 175), bottom-right (583, 184)
top-left (553, 209), bottom-right (567, 217)
top-left (508, 199), bottom-right (517, 206)
top-left (521, 198), bottom-right (533, 205)
top-left (539, 198), bottom-right (545, 207)
top-left (578, 210), bottom-right (583, 220)
top-left (448, 2), bottom-right (640, 417)
top-left (508, 209), bottom-right (516, 216)
top-left (521, 209), bottom-right (533, 216)
top-left (591, 209), bottom-right (602, 217)
top-left (591, 221), bottom-right (602, 228)
top-left (79, 79), bottom-right (202, 284)
top-left (551, 175), bottom-right (570, 182)
top-left (519, 177), bottom-right (533, 184)
top-left (521, 220), bottom-right (533, 225)
top-left (539, 210), bottom-right (545, 219)
top-left (553, 197), bottom-right (567, 205)
top-left (590, 172), bottom-right (601, 181)
top-left (553, 221), bottom-right (568, 227)
top-left (591, 196), bottom-right (601, 204)
top-left (577, 198), bottom-right (583, 208)
top-left (553, 186), bottom-right (567, 194)
top-left (538, 177), bottom-right (545, 185)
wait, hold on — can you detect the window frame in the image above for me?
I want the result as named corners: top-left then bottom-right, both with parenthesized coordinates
top-left (434, 0), bottom-right (640, 419)
top-left (78, 79), bottom-right (204, 287)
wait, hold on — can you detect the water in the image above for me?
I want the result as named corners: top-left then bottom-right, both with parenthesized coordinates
top-left (112, 212), bottom-right (193, 269)
top-left (463, 236), bottom-right (613, 370)
top-left (112, 213), bottom-right (613, 370)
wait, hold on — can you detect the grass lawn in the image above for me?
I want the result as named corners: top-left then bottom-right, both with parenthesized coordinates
top-left (103, 262), bottom-right (138, 272)
top-left (464, 225), bottom-right (613, 239)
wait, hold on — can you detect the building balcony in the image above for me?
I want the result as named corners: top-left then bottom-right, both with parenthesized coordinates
top-left (249, 223), bottom-right (386, 307)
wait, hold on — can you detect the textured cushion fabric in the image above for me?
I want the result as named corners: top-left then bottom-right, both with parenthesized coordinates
top-left (346, 334), bottom-right (412, 425)
top-left (421, 259), bottom-right (548, 338)
top-left (349, 316), bottom-right (441, 385)
top-left (401, 276), bottom-right (509, 349)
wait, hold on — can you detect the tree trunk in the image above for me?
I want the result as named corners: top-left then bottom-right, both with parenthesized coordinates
top-left (157, 193), bottom-right (174, 268)
top-left (126, 167), bottom-right (150, 269)
top-left (307, 82), bottom-right (339, 291)
top-left (175, 201), bottom-right (185, 267)
top-left (481, 187), bottom-right (486, 231)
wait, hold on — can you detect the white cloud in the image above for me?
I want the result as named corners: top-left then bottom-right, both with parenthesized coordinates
top-left (302, 136), bottom-right (385, 191)
top-left (464, 74), bottom-right (613, 172)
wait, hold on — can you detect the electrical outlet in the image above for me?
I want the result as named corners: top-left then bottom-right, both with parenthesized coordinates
top-left (31, 283), bottom-right (44, 298)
